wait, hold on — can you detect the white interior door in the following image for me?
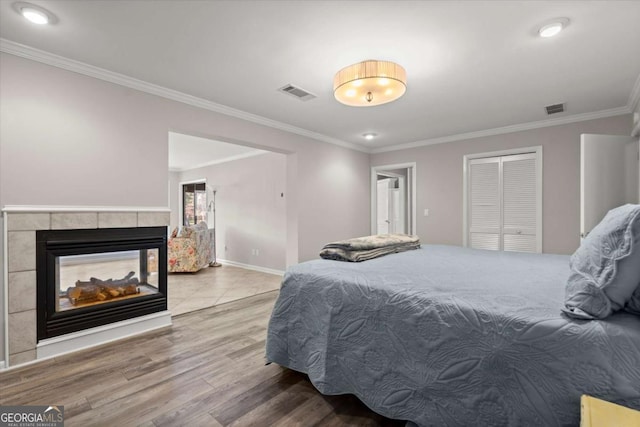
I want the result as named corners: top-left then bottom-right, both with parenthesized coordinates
top-left (502, 153), bottom-right (538, 252)
top-left (389, 188), bottom-right (400, 233)
top-left (468, 157), bottom-right (501, 250)
top-left (581, 134), bottom-right (640, 238)
top-left (377, 179), bottom-right (390, 234)
top-left (467, 152), bottom-right (541, 252)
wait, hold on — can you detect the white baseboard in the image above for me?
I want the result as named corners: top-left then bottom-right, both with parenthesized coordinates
top-left (36, 311), bottom-right (172, 360)
top-left (217, 259), bottom-right (284, 276)
top-left (0, 360), bottom-right (5, 369)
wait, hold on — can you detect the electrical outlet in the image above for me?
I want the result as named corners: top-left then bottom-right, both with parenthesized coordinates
top-left (424, 208), bottom-right (429, 217)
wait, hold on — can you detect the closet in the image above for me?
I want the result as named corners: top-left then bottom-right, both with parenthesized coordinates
top-left (466, 150), bottom-right (541, 253)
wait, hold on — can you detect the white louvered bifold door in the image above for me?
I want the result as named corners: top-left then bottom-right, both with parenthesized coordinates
top-left (502, 154), bottom-right (538, 253)
top-left (468, 158), bottom-right (501, 250)
top-left (467, 152), bottom-right (540, 253)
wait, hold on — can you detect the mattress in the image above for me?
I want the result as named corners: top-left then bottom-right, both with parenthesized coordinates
top-left (266, 245), bottom-right (640, 426)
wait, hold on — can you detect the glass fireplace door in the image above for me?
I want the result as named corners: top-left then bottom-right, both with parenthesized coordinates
top-left (56, 248), bottom-right (160, 312)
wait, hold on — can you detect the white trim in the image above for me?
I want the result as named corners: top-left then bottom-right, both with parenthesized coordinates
top-left (2, 39), bottom-right (634, 157)
top-left (0, 361), bottom-right (5, 369)
top-left (371, 163), bottom-right (417, 236)
top-left (632, 112), bottom-right (640, 138)
top-left (462, 146), bottom-right (543, 252)
top-left (0, 38), bottom-right (367, 154)
top-left (2, 212), bottom-right (9, 368)
top-left (1, 205), bottom-right (170, 213)
top-left (170, 150), bottom-right (267, 172)
top-left (372, 107), bottom-right (631, 154)
top-left (628, 72), bottom-right (640, 114)
top-left (217, 259), bottom-right (285, 276)
top-left (376, 171), bottom-right (405, 179)
top-left (35, 311), bottom-right (172, 361)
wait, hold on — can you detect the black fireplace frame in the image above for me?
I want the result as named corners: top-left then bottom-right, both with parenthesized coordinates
top-left (36, 227), bottom-right (168, 340)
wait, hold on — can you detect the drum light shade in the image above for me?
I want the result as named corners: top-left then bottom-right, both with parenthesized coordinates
top-left (333, 60), bottom-right (407, 107)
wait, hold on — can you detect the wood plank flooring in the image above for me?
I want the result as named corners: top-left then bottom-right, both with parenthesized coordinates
top-left (0, 291), bottom-right (405, 426)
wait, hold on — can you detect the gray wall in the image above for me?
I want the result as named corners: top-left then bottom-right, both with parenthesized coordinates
top-left (0, 53), bottom-right (370, 262)
top-left (372, 114), bottom-right (633, 255)
top-left (0, 53), bottom-right (371, 365)
top-left (177, 152), bottom-right (287, 271)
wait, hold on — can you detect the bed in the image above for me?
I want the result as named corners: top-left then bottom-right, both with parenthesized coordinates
top-left (265, 245), bottom-right (640, 426)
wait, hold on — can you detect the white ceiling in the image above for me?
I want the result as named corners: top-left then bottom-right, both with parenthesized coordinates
top-left (168, 132), bottom-right (265, 171)
top-left (1, 1), bottom-right (640, 152)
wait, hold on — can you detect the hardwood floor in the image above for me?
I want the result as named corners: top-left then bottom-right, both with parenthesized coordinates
top-left (0, 291), bottom-right (405, 426)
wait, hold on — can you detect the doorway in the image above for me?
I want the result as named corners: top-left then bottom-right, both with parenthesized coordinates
top-left (168, 131), bottom-right (289, 315)
top-left (371, 163), bottom-right (417, 235)
top-left (580, 133), bottom-right (639, 239)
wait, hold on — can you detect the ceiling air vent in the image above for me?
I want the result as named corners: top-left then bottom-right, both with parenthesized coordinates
top-left (278, 84), bottom-right (316, 101)
top-left (545, 103), bottom-right (565, 115)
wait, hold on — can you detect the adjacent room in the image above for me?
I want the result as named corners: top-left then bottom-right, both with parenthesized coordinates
top-left (1, 1), bottom-right (640, 426)
top-left (167, 131), bottom-right (285, 315)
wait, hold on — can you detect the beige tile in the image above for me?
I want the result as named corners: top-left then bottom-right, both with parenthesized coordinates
top-left (8, 271), bottom-right (36, 313)
top-left (7, 213), bottom-right (50, 231)
top-left (137, 212), bottom-right (170, 227)
top-left (219, 287), bottom-right (261, 301)
top-left (166, 264), bottom-right (281, 315)
top-left (171, 297), bottom-right (220, 315)
top-left (98, 212), bottom-right (137, 228)
top-left (168, 297), bottom-right (186, 312)
top-left (51, 212), bottom-right (98, 229)
top-left (9, 310), bottom-right (37, 354)
top-left (214, 295), bottom-right (246, 306)
top-left (9, 349), bottom-right (36, 367)
top-left (8, 231), bottom-right (35, 272)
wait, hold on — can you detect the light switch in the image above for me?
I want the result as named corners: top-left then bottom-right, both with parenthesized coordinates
top-left (424, 209), bottom-right (429, 217)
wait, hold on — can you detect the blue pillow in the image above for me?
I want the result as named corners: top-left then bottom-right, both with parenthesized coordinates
top-left (563, 204), bottom-right (640, 319)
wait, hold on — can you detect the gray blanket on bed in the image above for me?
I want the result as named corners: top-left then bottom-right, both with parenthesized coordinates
top-left (266, 245), bottom-right (640, 426)
top-left (320, 234), bottom-right (420, 262)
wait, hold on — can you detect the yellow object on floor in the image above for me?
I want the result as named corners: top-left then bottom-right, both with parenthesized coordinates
top-left (581, 395), bottom-right (640, 427)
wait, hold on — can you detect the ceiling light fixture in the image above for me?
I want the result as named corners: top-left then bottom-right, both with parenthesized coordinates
top-left (363, 133), bottom-right (377, 140)
top-left (12, 2), bottom-right (57, 25)
top-left (538, 18), bottom-right (569, 38)
top-left (334, 60), bottom-right (407, 107)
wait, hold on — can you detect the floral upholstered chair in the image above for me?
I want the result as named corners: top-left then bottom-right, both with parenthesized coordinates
top-left (167, 222), bottom-right (214, 273)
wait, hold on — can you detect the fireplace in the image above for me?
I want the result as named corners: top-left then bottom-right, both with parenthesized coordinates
top-left (36, 227), bottom-right (168, 340)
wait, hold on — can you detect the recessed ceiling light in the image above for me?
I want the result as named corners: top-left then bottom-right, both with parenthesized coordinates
top-left (538, 18), bottom-right (569, 38)
top-left (22, 7), bottom-right (47, 24)
top-left (12, 2), bottom-right (57, 25)
top-left (363, 133), bottom-right (377, 140)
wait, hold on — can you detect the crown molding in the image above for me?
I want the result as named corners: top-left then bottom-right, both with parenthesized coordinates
top-left (371, 106), bottom-right (632, 154)
top-left (0, 38), bottom-right (369, 154)
top-left (628, 72), bottom-right (640, 114)
top-left (2, 38), bottom-right (636, 156)
top-left (170, 150), bottom-right (267, 172)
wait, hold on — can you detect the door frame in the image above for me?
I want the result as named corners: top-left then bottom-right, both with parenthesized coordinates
top-left (462, 146), bottom-right (543, 251)
top-left (371, 163), bottom-right (417, 235)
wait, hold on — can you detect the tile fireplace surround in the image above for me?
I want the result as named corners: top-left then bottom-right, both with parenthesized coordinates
top-left (2, 207), bottom-right (172, 368)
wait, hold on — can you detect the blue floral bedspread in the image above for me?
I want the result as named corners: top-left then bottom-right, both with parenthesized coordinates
top-left (265, 245), bottom-right (640, 426)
